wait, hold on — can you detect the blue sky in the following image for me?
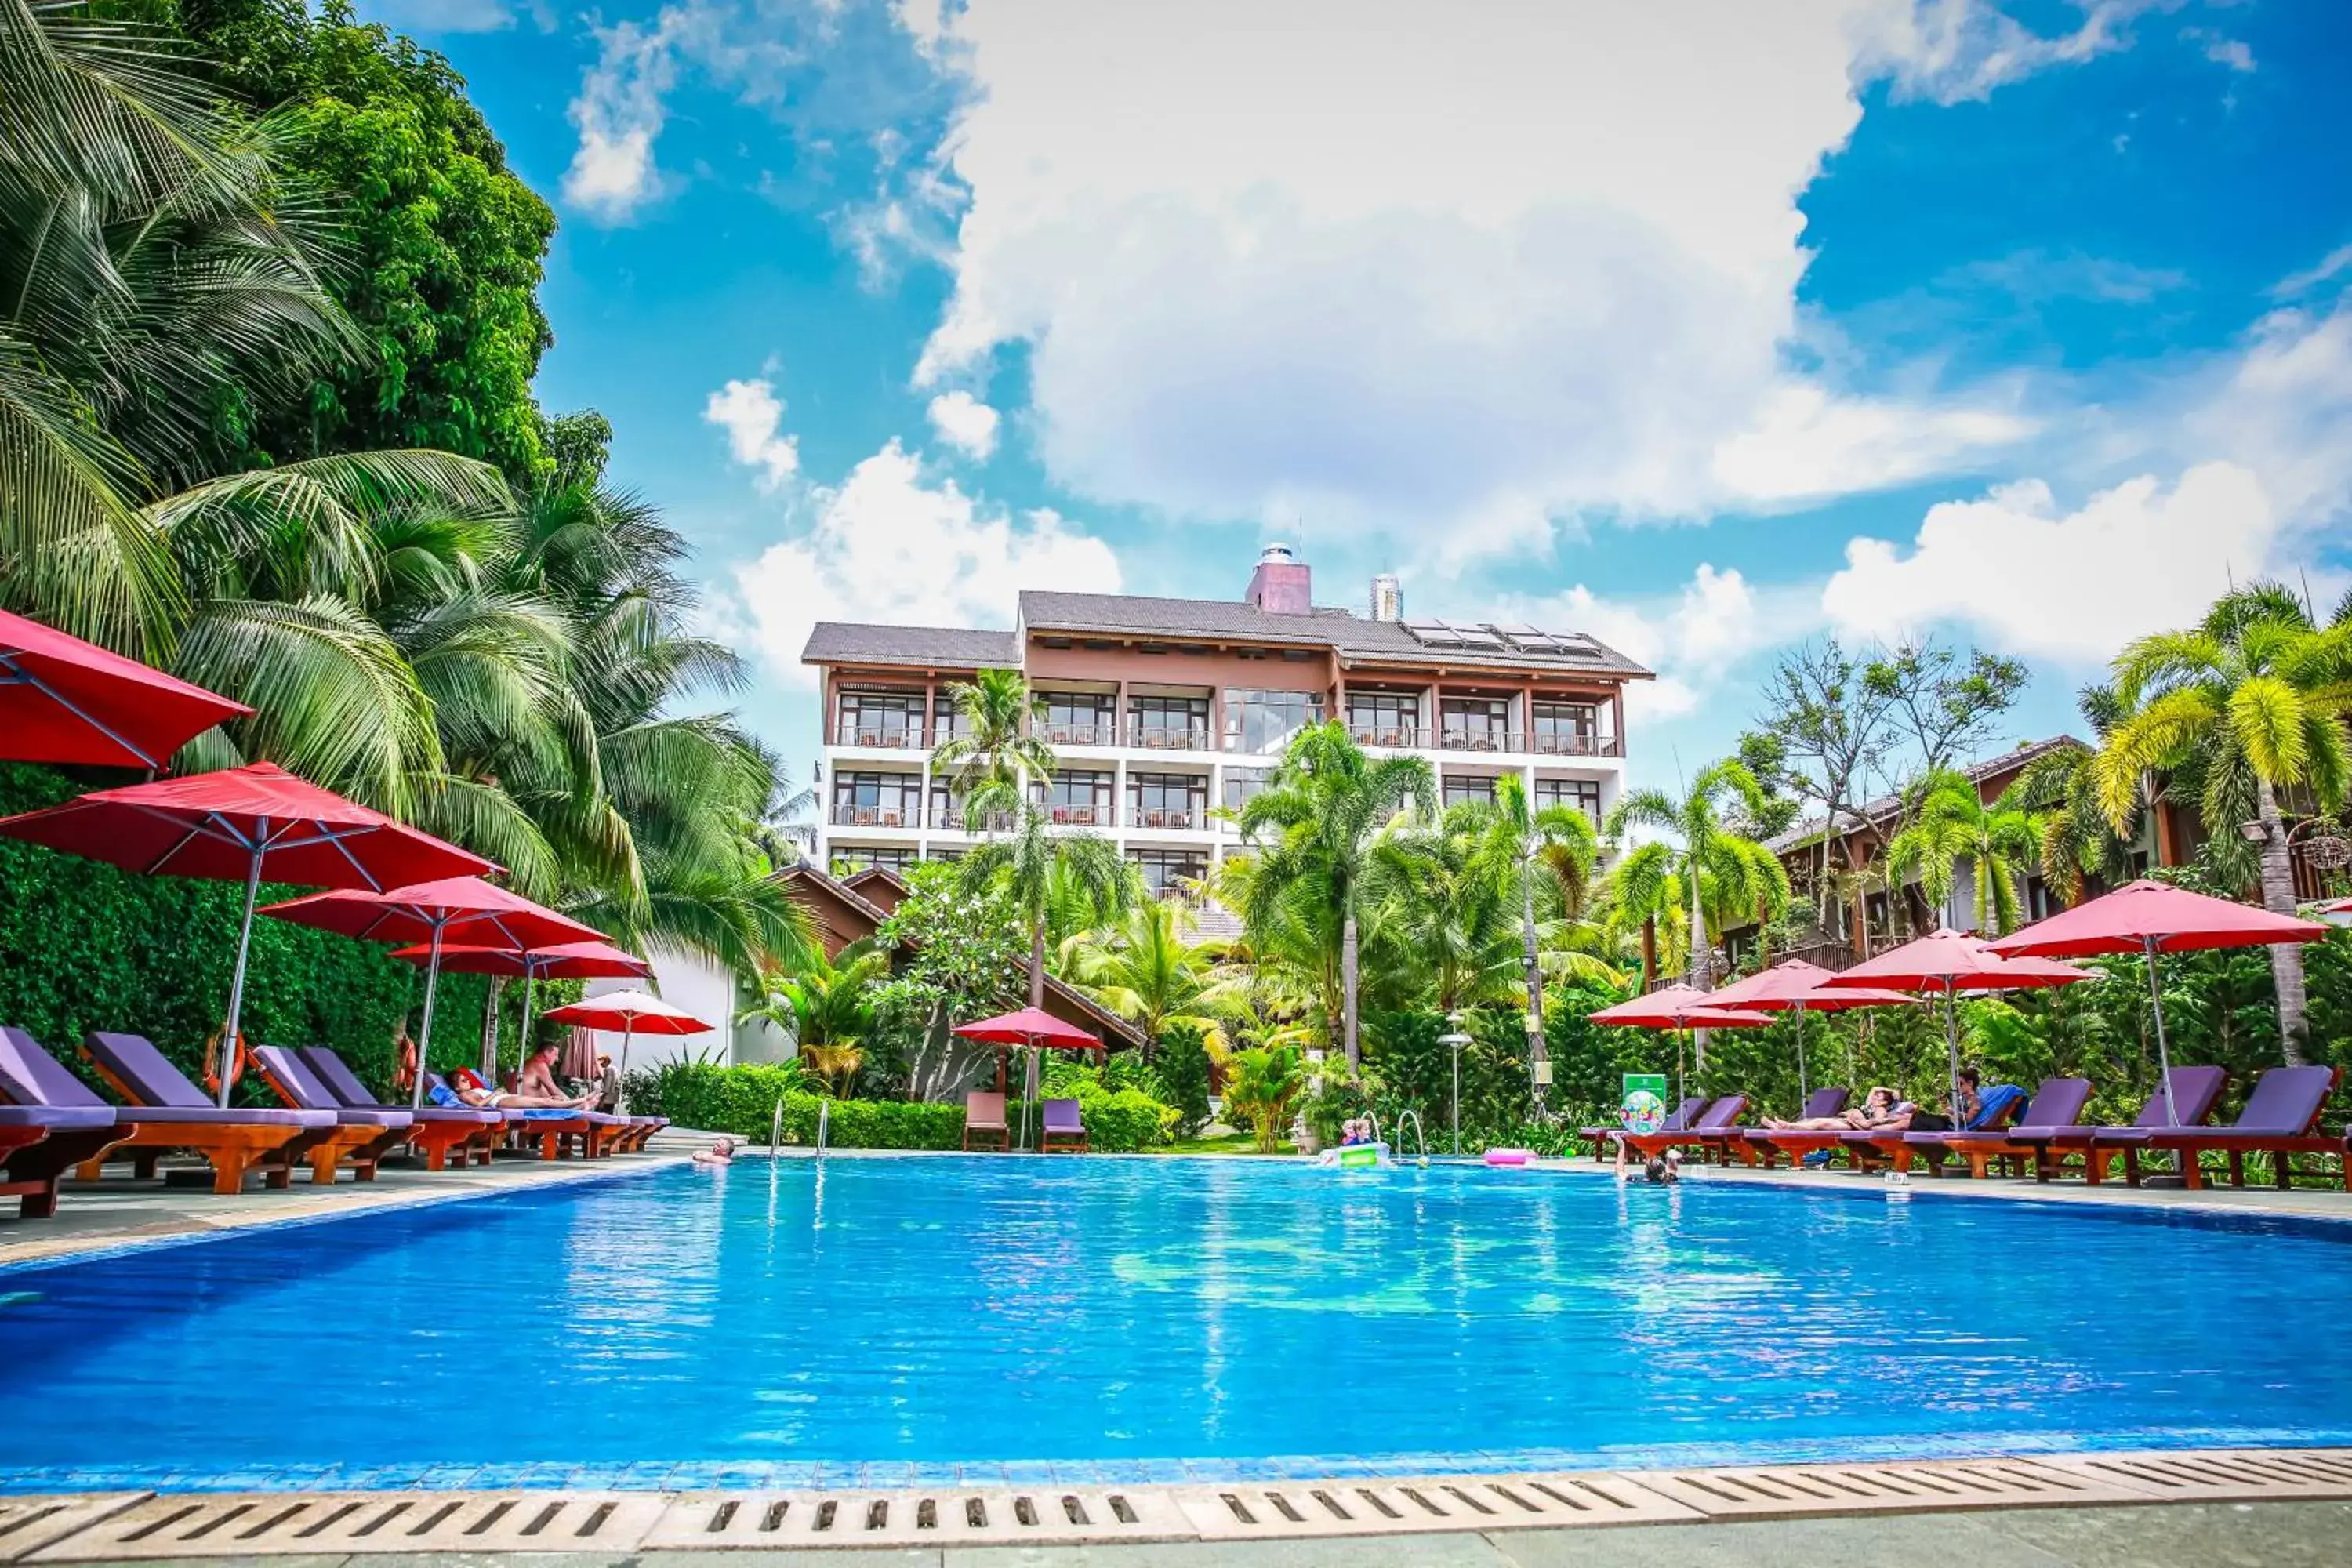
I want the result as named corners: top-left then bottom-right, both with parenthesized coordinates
top-left (364, 0), bottom-right (2352, 802)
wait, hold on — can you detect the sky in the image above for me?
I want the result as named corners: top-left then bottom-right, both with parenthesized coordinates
top-left (360, 0), bottom-right (2352, 801)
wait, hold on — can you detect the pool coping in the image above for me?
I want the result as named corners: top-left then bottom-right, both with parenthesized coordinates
top-left (5, 1446), bottom-right (2349, 1559)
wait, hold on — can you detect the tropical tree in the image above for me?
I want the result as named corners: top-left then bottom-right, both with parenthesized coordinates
top-left (1369, 809), bottom-right (1523, 1016)
top-left (2002, 696), bottom-right (2140, 904)
top-left (956, 784), bottom-right (1137, 1011)
top-left (1459, 774), bottom-right (1598, 1109)
top-left (1222, 1044), bottom-right (1309, 1153)
top-left (738, 938), bottom-right (890, 1094)
top-left (1070, 902), bottom-right (1232, 1057)
top-left (2093, 584), bottom-right (2352, 1062)
top-left (1232, 722), bottom-right (1436, 1068)
top-left (1885, 768), bottom-right (2041, 935)
top-left (929, 668), bottom-right (1054, 804)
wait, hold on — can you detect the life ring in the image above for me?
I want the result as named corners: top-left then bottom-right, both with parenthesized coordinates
top-left (394, 1034), bottom-right (419, 1095)
top-left (202, 1031), bottom-right (248, 1098)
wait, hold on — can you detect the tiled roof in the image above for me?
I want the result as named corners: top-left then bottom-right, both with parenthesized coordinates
top-left (1018, 590), bottom-right (1651, 678)
top-left (802, 622), bottom-right (1021, 670)
top-left (1766, 735), bottom-right (2089, 855)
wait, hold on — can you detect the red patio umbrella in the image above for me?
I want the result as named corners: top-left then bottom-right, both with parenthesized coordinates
top-left (0, 762), bottom-right (492, 1103)
top-left (1707, 960), bottom-right (1915, 1105)
top-left (1989, 880), bottom-right (2329, 1126)
top-left (0, 607), bottom-right (250, 769)
top-left (1824, 929), bottom-right (2089, 1130)
top-left (389, 939), bottom-right (650, 1082)
top-left (264, 877), bottom-right (604, 1107)
top-left (540, 989), bottom-right (711, 1115)
top-left (1587, 985), bottom-right (1776, 1105)
top-left (953, 1007), bottom-right (1103, 1150)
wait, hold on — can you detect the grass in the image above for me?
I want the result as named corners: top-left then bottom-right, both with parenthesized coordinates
top-left (1160, 1130), bottom-right (1296, 1156)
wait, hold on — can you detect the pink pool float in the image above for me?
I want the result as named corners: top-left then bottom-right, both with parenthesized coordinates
top-left (1483, 1147), bottom-right (1533, 1167)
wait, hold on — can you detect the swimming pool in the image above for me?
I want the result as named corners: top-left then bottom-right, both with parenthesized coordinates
top-left (4, 1157), bottom-right (2350, 1492)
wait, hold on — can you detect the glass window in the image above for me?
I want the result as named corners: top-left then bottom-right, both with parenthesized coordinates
top-left (931, 698), bottom-right (971, 742)
top-left (1439, 696), bottom-right (1510, 746)
top-left (1042, 769), bottom-right (1113, 826)
top-left (1345, 691), bottom-right (1420, 745)
top-left (1224, 688), bottom-right (1322, 754)
top-left (1038, 691), bottom-right (1115, 745)
top-left (1530, 701), bottom-right (1598, 755)
top-left (830, 771), bottom-right (923, 826)
top-left (1443, 775), bottom-right (1498, 808)
top-left (836, 688), bottom-right (925, 746)
top-left (1129, 693), bottom-right (1209, 747)
top-left (833, 846), bottom-right (915, 873)
top-left (1128, 772), bottom-right (1207, 829)
top-left (1535, 777), bottom-right (1602, 825)
top-left (1128, 848), bottom-right (1209, 898)
top-left (1222, 767), bottom-right (1271, 815)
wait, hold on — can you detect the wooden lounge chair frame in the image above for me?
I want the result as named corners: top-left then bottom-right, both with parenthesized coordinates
top-left (74, 1044), bottom-right (313, 1194)
top-left (2124, 1066), bottom-right (2347, 1192)
top-left (964, 1091), bottom-right (1011, 1152)
top-left (3, 1121), bottom-right (129, 1218)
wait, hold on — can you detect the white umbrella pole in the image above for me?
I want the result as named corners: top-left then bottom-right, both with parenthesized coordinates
top-left (1794, 1001), bottom-right (1809, 1106)
top-left (517, 972), bottom-right (535, 1082)
top-left (617, 1017), bottom-right (634, 1116)
top-left (1943, 985), bottom-right (1962, 1128)
top-left (216, 844), bottom-right (265, 1107)
top-left (2143, 935), bottom-right (2180, 1129)
top-left (411, 924), bottom-right (445, 1109)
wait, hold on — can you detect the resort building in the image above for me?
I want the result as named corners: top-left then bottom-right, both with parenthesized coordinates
top-left (801, 546), bottom-right (1653, 893)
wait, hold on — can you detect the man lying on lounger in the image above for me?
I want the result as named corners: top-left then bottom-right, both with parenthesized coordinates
top-left (436, 1068), bottom-right (597, 1112)
top-left (1761, 1087), bottom-right (1912, 1132)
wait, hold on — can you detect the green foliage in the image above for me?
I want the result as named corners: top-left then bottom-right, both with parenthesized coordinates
top-left (1154, 1022), bottom-right (1216, 1138)
top-left (1221, 1043), bottom-right (1311, 1152)
top-left (635, 1060), bottom-right (969, 1150)
top-left (873, 860), bottom-right (1028, 1020)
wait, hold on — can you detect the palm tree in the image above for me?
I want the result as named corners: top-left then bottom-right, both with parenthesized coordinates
top-left (929, 668), bottom-right (1054, 805)
top-left (956, 784), bottom-right (1137, 1011)
top-left (1069, 902), bottom-right (1232, 1057)
top-left (1232, 722), bottom-right (1436, 1068)
top-left (1459, 774), bottom-right (1597, 1111)
top-left (1369, 809), bottom-right (1523, 1016)
top-left (2094, 584), bottom-right (2352, 1062)
top-left (1886, 768), bottom-right (2041, 935)
top-left (1222, 1044), bottom-right (1309, 1153)
top-left (738, 938), bottom-right (890, 1094)
top-left (2003, 695), bottom-right (2140, 904)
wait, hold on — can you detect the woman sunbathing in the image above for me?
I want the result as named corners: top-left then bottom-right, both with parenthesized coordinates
top-left (1762, 1087), bottom-right (1910, 1131)
top-left (440, 1068), bottom-right (597, 1111)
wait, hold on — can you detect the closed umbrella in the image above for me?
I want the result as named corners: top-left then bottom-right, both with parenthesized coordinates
top-left (1707, 960), bottom-right (1915, 1105)
top-left (0, 607), bottom-right (250, 768)
top-left (388, 939), bottom-right (650, 1082)
top-left (264, 877), bottom-right (604, 1106)
top-left (539, 989), bottom-right (711, 1114)
top-left (1989, 880), bottom-right (2328, 1126)
top-left (952, 1007), bottom-right (1102, 1151)
top-left (1586, 985), bottom-right (1777, 1105)
top-left (0, 762), bottom-right (492, 1103)
top-left (1824, 929), bottom-right (2089, 1130)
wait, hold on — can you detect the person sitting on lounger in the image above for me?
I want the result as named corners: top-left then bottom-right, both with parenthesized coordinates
top-left (1763, 1086), bottom-right (1910, 1131)
top-left (441, 1067), bottom-right (596, 1111)
top-left (1907, 1069), bottom-right (1983, 1134)
top-left (515, 1043), bottom-right (566, 1100)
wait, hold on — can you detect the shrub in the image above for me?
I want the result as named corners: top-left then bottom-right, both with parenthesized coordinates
top-left (1153, 1023), bottom-right (1215, 1138)
top-left (643, 1061), bottom-right (967, 1149)
top-left (1010, 1085), bottom-right (1178, 1152)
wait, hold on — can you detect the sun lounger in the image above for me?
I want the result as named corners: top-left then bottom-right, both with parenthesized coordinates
top-left (964, 1091), bottom-right (1010, 1152)
top-left (0, 1025), bottom-right (323, 1195)
top-left (76, 1029), bottom-right (346, 1190)
top-left (245, 1045), bottom-right (436, 1182)
top-left (424, 1072), bottom-right (625, 1160)
top-left (0, 1102), bottom-right (125, 1219)
top-left (1617, 1095), bottom-right (1748, 1162)
top-left (1040, 1096), bottom-right (1087, 1153)
top-left (1583, 1095), bottom-right (1708, 1161)
top-left (1901, 1077), bottom-right (2092, 1178)
top-left (1730, 1087), bottom-right (1857, 1167)
top-left (1843, 1087), bottom-right (2036, 1173)
top-left (2123, 1065), bottom-right (2345, 1191)
top-left (297, 1047), bottom-right (499, 1170)
top-left (2007, 1066), bottom-right (2230, 1184)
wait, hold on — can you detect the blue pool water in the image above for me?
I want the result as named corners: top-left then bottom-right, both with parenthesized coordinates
top-left (4, 1157), bottom-right (2351, 1492)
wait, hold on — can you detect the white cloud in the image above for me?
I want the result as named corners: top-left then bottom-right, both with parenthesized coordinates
top-left (1821, 463), bottom-right (2281, 662)
top-left (925, 391), bottom-right (1000, 459)
top-left (728, 441), bottom-right (1124, 685)
top-left (904, 1), bottom-right (2073, 562)
top-left (1853, 1), bottom-right (2161, 106)
top-left (2180, 27), bottom-right (2256, 74)
top-left (563, 12), bottom-right (682, 221)
top-left (2273, 244), bottom-right (2352, 300)
top-left (704, 378), bottom-right (802, 488)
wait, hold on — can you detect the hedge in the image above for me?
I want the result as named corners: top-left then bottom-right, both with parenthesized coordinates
top-left (0, 761), bottom-right (515, 1105)
top-left (1009, 1085), bottom-right (1179, 1152)
top-left (641, 1062), bottom-right (967, 1149)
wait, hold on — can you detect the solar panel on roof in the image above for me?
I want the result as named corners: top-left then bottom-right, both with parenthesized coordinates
top-left (1402, 619), bottom-right (1464, 648)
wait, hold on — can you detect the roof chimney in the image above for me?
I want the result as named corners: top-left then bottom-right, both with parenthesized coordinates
top-left (1246, 543), bottom-right (1312, 615)
top-left (1370, 573), bottom-right (1402, 622)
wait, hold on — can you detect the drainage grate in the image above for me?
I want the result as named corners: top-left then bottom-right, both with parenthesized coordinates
top-left (14, 1447), bottom-right (2352, 1559)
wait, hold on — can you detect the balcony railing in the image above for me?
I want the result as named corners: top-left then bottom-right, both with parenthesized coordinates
top-left (833, 723), bottom-right (927, 749)
top-left (1041, 804), bottom-right (1112, 828)
top-left (1126, 725), bottom-right (1212, 751)
top-left (1346, 724), bottom-right (1424, 749)
top-left (1126, 805), bottom-right (1207, 831)
top-left (829, 804), bottom-right (920, 829)
top-left (1434, 729), bottom-right (1624, 757)
top-left (931, 805), bottom-right (1014, 833)
top-left (1532, 731), bottom-right (1621, 758)
top-left (1036, 723), bottom-right (1118, 748)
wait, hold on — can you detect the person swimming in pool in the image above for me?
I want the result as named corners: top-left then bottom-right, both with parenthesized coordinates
top-left (692, 1135), bottom-right (737, 1167)
top-left (1611, 1134), bottom-right (1683, 1183)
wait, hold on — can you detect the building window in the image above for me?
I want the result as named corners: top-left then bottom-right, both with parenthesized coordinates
top-left (1223, 767), bottom-right (1271, 815)
top-left (1042, 769), bottom-right (1114, 826)
top-left (1224, 688), bottom-right (1322, 754)
top-left (1129, 771), bottom-right (1207, 829)
top-left (836, 688), bottom-right (925, 746)
top-left (1345, 691), bottom-right (1420, 746)
top-left (833, 846), bottom-right (915, 873)
top-left (932, 699), bottom-right (971, 742)
top-left (1439, 696), bottom-right (1510, 750)
top-left (1038, 691), bottom-right (1116, 746)
top-left (1535, 777), bottom-right (1602, 826)
top-left (1530, 701), bottom-right (1598, 755)
top-left (1129, 848), bottom-right (1209, 898)
top-left (1129, 693), bottom-right (1210, 748)
top-left (1443, 774), bottom-right (1498, 808)
top-left (831, 771), bottom-right (923, 826)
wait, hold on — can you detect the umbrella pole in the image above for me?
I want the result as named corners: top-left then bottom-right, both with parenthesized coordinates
top-left (1943, 984), bottom-right (1962, 1128)
top-left (518, 973), bottom-right (536, 1083)
top-left (617, 1017), bottom-right (635, 1116)
top-left (411, 925), bottom-right (445, 1109)
top-left (1793, 1002), bottom-right (1809, 1107)
top-left (2144, 935), bottom-right (2180, 1130)
top-left (216, 845), bottom-right (266, 1108)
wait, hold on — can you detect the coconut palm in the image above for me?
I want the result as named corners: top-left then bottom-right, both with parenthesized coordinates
top-left (956, 784), bottom-right (1138, 1010)
top-left (929, 668), bottom-right (1055, 804)
top-left (1886, 768), bottom-right (2042, 935)
top-left (2093, 584), bottom-right (2352, 1062)
top-left (2002, 698), bottom-right (2138, 904)
top-left (1222, 1044), bottom-right (1309, 1153)
top-left (1232, 722), bottom-right (1436, 1068)
top-left (1069, 901), bottom-right (1232, 1057)
top-left (1457, 774), bottom-right (1598, 1110)
top-left (738, 938), bottom-right (889, 1094)
top-left (1369, 809), bottom-right (1523, 1016)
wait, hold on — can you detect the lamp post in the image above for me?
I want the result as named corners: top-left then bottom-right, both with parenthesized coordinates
top-left (1437, 1011), bottom-right (1472, 1156)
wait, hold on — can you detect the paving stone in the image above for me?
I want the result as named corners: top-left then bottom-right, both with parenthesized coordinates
top-left (1486, 1511), bottom-right (2073, 1566)
top-left (1981, 1500), bottom-right (2352, 1568)
top-left (943, 1532), bottom-right (1515, 1567)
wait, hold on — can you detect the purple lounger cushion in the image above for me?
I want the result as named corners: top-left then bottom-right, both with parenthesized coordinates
top-left (1798, 1087), bottom-right (1852, 1121)
top-left (1042, 1098), bottom-right (1084, 1134)
top-left (1690, 1096), bottom-right (1748, 1131)
top-left (1904, 1077), bottom-right (2092, 1147)
top-left (299, 1047), bottom-right (496, 1126)
top-left (0, 1103), bottom-right (117, 1131)
top-left (82, 1031), bottom-right (333, 1128)
top-left (2020, 1066), bottom-right (2232, 1148)
top-left (1, 1025), bottom-right (114, 1110)
top-left (249, 1046), bottom-right (412, 1130)
top-left (2144, 1065), bottom-right (2337, 1143)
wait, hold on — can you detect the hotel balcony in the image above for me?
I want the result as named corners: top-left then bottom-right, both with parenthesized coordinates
top-left (832, 722), bottom-right (929, 750)
top-left (829, 803), bottom-right (920, 829)
top-left (1124, 805), bottom-right (1210, 831)
top-left (1123, 725), bottom-right (1214, 753)
top-left (1433, 729), bottom-right (1622, 758)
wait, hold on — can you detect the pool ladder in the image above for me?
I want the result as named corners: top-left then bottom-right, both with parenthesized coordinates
top-left (816, 1098), bottom-right (831, 1160)
top-left (1394, 1109), bottom-right (1429, 1166)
